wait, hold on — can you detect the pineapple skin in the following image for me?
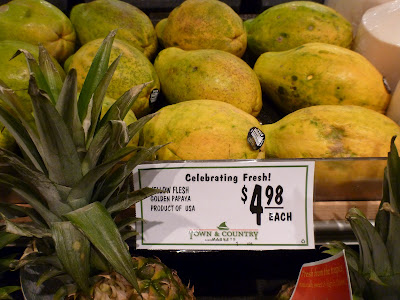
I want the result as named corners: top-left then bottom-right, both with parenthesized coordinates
top-left (76, 257), bottom-right (195, 300)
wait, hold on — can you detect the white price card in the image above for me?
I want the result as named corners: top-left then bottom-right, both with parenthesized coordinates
top-left (133, 160), bottom-right (315, 250)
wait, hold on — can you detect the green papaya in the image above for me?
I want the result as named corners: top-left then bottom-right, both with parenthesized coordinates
top-left (154, 47), bottom-right (262, 116)
top-left (141, 100), bottom-right (265, 160)
top-left (245, 1), bottom-right (352, 56)
top-left (254, 43), bottom-right (390, 114)
top-left (66, 38), bottom-right (160, 118)
top-left (0, 0), bottom-right (76, 62)
top-left (0, 40), bottom-right (66, 114)
top-left (70, 0), bottom-right (158, 59)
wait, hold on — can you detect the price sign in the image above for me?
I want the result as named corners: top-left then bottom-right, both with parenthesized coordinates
top-left (133, 160), bottom-right (315, 250)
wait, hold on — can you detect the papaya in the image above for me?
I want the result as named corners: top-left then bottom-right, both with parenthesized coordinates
top-left (141, 100), bottom-right (265, 160)
top-left (158, 0), bottom-right (247, 57)
top-left (70, 0), bottom-right (158, 59)
top-left (0, 0), bottom-right (76, 62)
top-left (0, 40), bottom-right (66, 115)
top-left (245, 1), bottom-right (352, 56)
top-left (261, 105), bottom-right (400, 190)
top-left (254, 43), bottom-right (390, 114)
top-left (154, 47), bottom-right (262, 116)
top-left (66, 38), bottom-right (160, 118)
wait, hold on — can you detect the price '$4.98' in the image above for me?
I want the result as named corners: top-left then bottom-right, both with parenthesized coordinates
top-left (241, 184), bottom-right (284, 226)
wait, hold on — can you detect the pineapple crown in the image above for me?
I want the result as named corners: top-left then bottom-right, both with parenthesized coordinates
top-left (0, 30), bottom-right (162, 298)
top-left (323, 136), bottom-right (400, 297)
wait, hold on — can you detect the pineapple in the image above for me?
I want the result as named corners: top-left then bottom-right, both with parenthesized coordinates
top-left (0, 30), bottom-right (195, 299)
top-left (323, 136), bottom-right (400, 299)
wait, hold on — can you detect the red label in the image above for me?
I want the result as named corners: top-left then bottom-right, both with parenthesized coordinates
top-left (290, 251), bottom-right (352, 300)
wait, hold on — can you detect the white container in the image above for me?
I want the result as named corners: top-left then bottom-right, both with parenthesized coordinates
top-left (353, 0), bottom-right (400, 92)
top-left (324, 0), bottom-right (393, 35)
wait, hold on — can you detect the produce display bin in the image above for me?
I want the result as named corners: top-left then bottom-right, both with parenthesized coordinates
top-left (0, 0), bottom-right (394, 299)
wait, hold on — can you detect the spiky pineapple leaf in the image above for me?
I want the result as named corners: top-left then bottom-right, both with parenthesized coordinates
top-left (116, 217), bottom-right (143, 231)
top-left (51, 222), bottom-right (91, 294)
top-left (81, 123), bottom-right (111, 175)
top-left (0, 174), bottom-right (60, 225)
top-left (346, 208), bottom-right (392, 277)
top-left (322, 241), bottom-right (360, 273)
top-left (127, 112), bottom-right (156, 142)
top-left (55, 69), bottom-right (85, 155)
top-left (97, 83), bottom-right (147, 130)
top-left (103, 120), bottom-right (130, 160)
top-left (0, 148), bottom-right (72, 217)
top-left (0, 231), bottom-right (19, 250)
top-left (36, 267), bottom-right (64, 287)
top-left (376, 168), bottom-right (390, 243)
top-left (77, 30), bottom-right (117, 121)
top-left (96, 145), bottom-right (165, 205)
top-left (38, 45), bottom-right (64, 104)
top-left (28, 76), bottom-right (82, 187)
top-left (65, 202), bottom-right (141, 295)
top-left (1, 216), bottom-right (50, 238)
top-left (66, 146), bottom-right (142, 210)
top-left (0, 106), bottom-right (45, 172)
top-left (384, 136), bottom-right (400, 273)
top-left (0, 202), bottom-right (47, 228)
top-left (0, 286), bottom-right (20, 299)
top-left (107, 187), bottom-right (163, 215)
top-left (85, 55), bottom-right (122, 146)
top-left (11, 49), bottom-right (54, 104)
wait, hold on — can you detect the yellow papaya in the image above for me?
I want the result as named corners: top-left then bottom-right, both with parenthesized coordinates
top-left (245, 1), bottom-right (352, 56)
top-left (254, 43), bottom-right (390, 114)
top-left (159, 0), bottom-right (247, 57)
top-left (70, 0), bottom-right (158, 59)
top-left (261, 105), bottom-right (400, 189)
top-left (154, 47), bottom-right (262, 116)
top-left (0, 0), bottom-right (76, 62)
top-left (141, 100), bottom-right (265, 160)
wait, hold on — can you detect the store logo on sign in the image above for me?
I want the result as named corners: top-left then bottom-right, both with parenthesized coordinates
top-left (189, 222), bottom-right (259, 242)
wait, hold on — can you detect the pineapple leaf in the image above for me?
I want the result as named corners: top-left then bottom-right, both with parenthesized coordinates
top-left (96, 145), bottom-right (165, 205)
top-left (77, 29), bottom-right (117, 121)
top-left (81, 123), bottom-right (111, 175)
top-left (0, 148), bottom-right (72, 217)
top-left (0, 202), bottom-right (47, 228)
top-left (376, 168), bottom-right (390, 243)
top-left (28, 75), bottom-right (83, 187)
top-left (0, 231), bottom-right (19, 249)
top-left (0, 106), bottom-right (45, 173)
top-left (66, 146), bottom-right (142, 210)
top-left (55, 69), bottom-right (85, 155)
top-left (0, 174), bottom-right (60, 225)
top-left (51, 222), bottom-right (91, 294)
top-left (0, 286), bottom-right (20, 299)
top-left (103, 120), bottom-right (130, 160)
top-left (86, 54), bottom-right (122, 146)
top-left (107, 187), bottom-right (163, 215)
top-left (127, 112), bottom-right (157, 142)
top-left (97, 82), bottom-right (147, 130)
top-left (38, 45), bottom-right (64, 104)
top-left (121, 231), bottom-right (138, 241)
top-left (1, 215), bottom-right (51, 238)
top-left (65, 202), bottom-right (141, 295)
top-left (90, 246), bottom-right (111, 273)
top-left (11, 49), bottom-right (54, 105)
top-left (321, 241), bottom-right (360, 273)
top-left (346, 208), bottom-right (393, 277)
top-left (117, 217), bottom-right (143, 231)
top-left (384, 136), bottom-right (400, 273)
top-left (36, 267), bottom-right (64, 287)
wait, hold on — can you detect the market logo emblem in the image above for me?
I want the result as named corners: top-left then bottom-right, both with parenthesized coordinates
top-left (217, 222), bottom-right (229, 230)
top-left (189, 222), bottom-right (258, 242)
